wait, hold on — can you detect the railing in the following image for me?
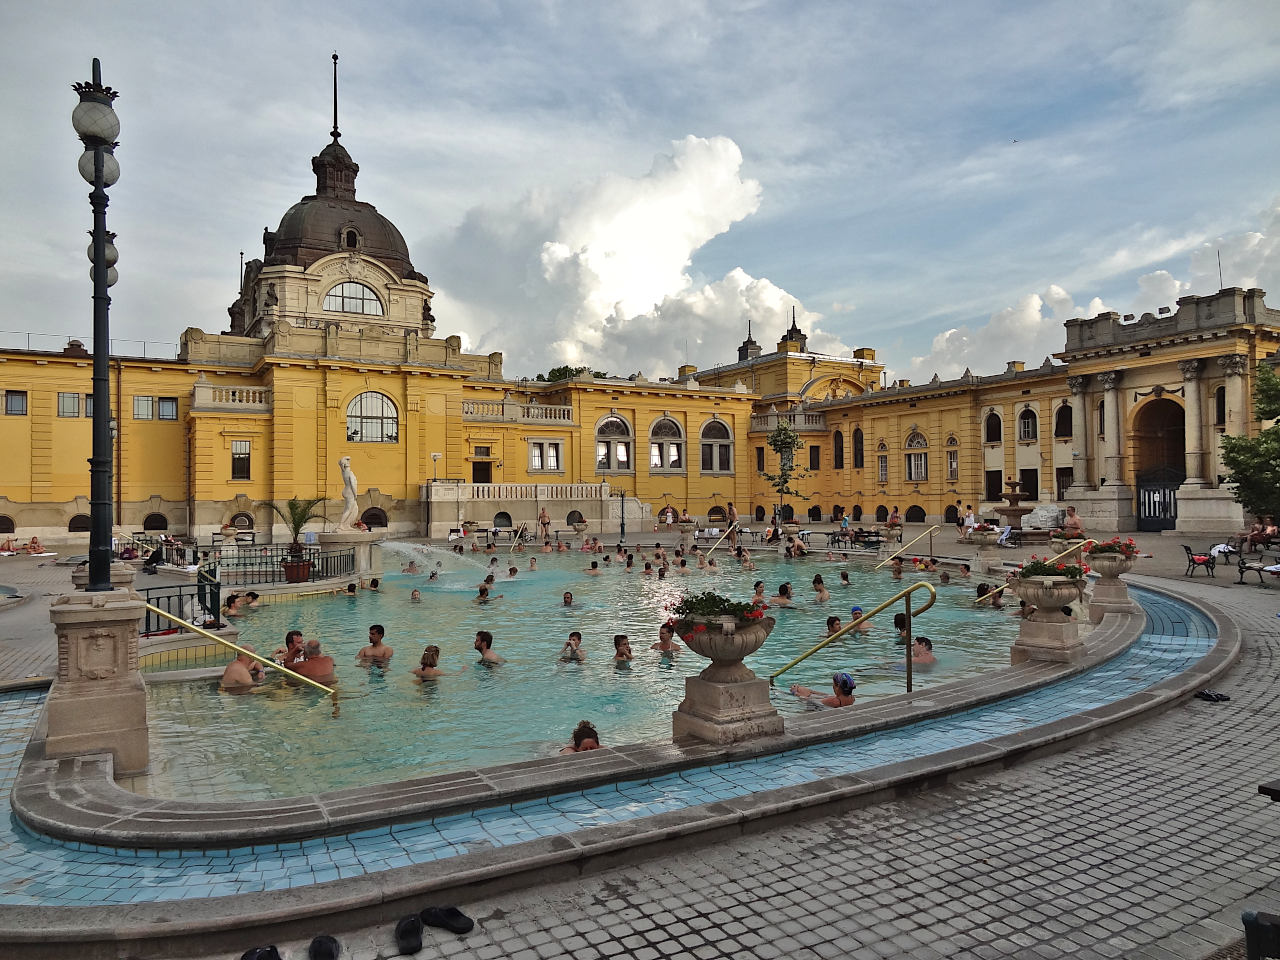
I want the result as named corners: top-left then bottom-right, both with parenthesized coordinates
top-left (702, 521), bottom-right (741, 558)
top-left (749, 411), bottom-right (828, 432)
top-left (461, 400), bottom-right (576, 423)
top-left (770, 581), bottom-right (937, 692)
top-left (140, 579), bottom-right (222, 635)
top-left (141, 602), bottom-right (334, 694)
top-left (976, 538), bottom-right (1097, 605)
top-left (215, 546), bottom-right (356, 586)
top-left (0, 329), bottom-right (178, 358)
top-left (874, 525), bottom-right (943, 569)
top-left (422, 482), bottom-right (611, 502)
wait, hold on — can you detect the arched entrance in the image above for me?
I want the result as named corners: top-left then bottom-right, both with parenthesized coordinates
top-left (1132, 398), bottom-right (1186, 532)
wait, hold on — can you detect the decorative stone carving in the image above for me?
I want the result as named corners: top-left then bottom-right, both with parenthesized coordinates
top-left (1219, 353), bottom-right (1249, 377)
top-left (338, 455), bottom-right (359, 530)
top-left (1177, 358), bottom-right (1202, 380)
top-left (1066, 375), bottom-right (1088, 395)
top-left (672, 615), bottom-right (783, 744)
top-left (1098, 370), bottom-right (1123, 391)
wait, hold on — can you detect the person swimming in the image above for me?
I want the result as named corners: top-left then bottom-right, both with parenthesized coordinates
top-left (788, 672), bottom-right (856, 708)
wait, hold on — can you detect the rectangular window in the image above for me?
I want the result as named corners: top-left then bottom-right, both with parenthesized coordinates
top-left (1056, 467), bottom-right (1074, 502)
top-left (809, 445), bottom-right (820, 470)
top-left (651, 442), bottom-right (663, 469)
top-left (4, 391), bottom-right (27, 416)
top-left (597, 440), bottom-right (610, 470)
top-left (756, 446), bottom-right (765, 472)
top-left (231, 440), bottom-right (250, 480)
top-left (84, 393), bottom-right (93, 417)
top-left (701, 443), bottom-right (732, 473)
top-left (947, 449), bottom-right (959, 480)
top-left (701, 444), bottom-right (714, 472)
top-left (474, 446), bottom-right (490, 458)
top-left (531, 443), bottom-right (544, 471)
top-left (1018, 415), bottom-right (1037, 442)
top-left (58, 392), bottom-right (81, 418)
top-left (906, 452), bottom-right (928, 481)
top-left (877, 454), bottom-right (888, 484)
top-left (547, 442), bottom-right (559, 470)
top-left (718, 443), bottom-right (731, 473)
top-left (133, 395), bottom-right (154, 420)
top-left (530, 441), bottom-right (561, 471)
top-left (158, 397), bottom-right (179, 421)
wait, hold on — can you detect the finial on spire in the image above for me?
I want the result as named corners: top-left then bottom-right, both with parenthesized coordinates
top-left (330, 52), bottom-right (340, 141)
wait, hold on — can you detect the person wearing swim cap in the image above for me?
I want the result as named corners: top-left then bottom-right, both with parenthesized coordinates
top-left (847, 605), bottom-right (872, 635)
top-left (789, 672), bottom-right (856, 707)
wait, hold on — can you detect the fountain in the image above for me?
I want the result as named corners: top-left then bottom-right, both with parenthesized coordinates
top-left (381, 540), bottom-right (489, 572)
top-left (994, 478), bottom-right (1051, 545)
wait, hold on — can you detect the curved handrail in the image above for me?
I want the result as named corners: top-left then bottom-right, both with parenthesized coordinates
top-left (769, 580), bottom-right (937, 684)
top-left (141, 602), bottom-right (336, 695)
top-left (873, 525), bottom-right (943, 569)
top-left (975, 538), bottom-right (1097, 604)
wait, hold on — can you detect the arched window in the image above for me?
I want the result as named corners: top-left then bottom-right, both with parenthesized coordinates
top-left (875, 505), bottom-right (889, 523)
top-left (905, 505), bottom-right (926, 523)
top-left (346, 392), bottom-right (399, 443)
top-left (700, 419), bottom-right (733, 474)
top-left (851, 504), bottom-right (863, 521)
top-left (649, 418), bottom-right (684, 471)
top-left (944, 503), bottom-right (960, 524)
top-left (360, 507), bottom-right (388, 529)
top-left (1018, 408), bottom-right (1038, 442)
top-left (323, 281), bottom-right (384, 315)
top-left (808, 505), bottom-right (823, 522)
top-left (754, 505), bottom-right (766, 521)
top-left (68, 514), bottom-right (91, 533)
top-left (852, 428), bottom-right (864, 469)
top-left (345, 230), bottom-right (359, 249)
top-left (566, 510), bottom-right (585, 525)
top-left (833, 430), bottom-right (845, 469)
top-left (946, 436), bottom-right (960, 480)
top-left (1054, 404), bottom-right (1073, 438)
top-left (595, 416), bottom-right (633, 472)
top-left (905, 432), bottom-right (928, 481)
top-left (493, 511), bottom-right (513, 528)
top-left (230, 512), bottom-right (254, 530)
top-left (1214, 385), bottom-right (1226, 425)
top-left (707, 506), bottom-right (728, 524)
top-left (142, 512), bottom-right (168, 531)
top-left (984, 412), bottom-right (1002, 443)
top-left (0, 515), bottom-right (13, 534)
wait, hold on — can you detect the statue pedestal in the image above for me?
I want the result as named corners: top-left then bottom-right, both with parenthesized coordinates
top-left (71, 560), bottom-right (137, 591)
top-left (1087, 555), bottom-right (1140, 623)
top-left (45, 587), bottom-right (149, 775)
top-left (319, 530), bottom-right (381, 578)
top-left (672, 676), bottom-right (784, 744)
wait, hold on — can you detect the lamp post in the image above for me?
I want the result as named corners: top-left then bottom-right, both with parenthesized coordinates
top-left (431, 452), bottom-right (442, 481)
top-left (72, 58), bottom-right (121, 592)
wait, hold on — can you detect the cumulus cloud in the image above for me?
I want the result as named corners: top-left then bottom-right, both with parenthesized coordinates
top-left (428, 135), bottom-right (852, 377)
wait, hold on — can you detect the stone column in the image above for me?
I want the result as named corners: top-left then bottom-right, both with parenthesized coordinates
top-left (1067, 375), bottom-right (1093, 491)
top-left (1099, 370), bottom-right (1124, 485)
top-left (1219, 354), bottom-right (1250, 438)
top-left (1178, 359), bottom-right (1206, 487)
top-left (44, 586), bottom-right (149, 775)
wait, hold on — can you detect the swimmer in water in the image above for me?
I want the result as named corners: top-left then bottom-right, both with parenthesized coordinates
top-left (789, 672), bottom-right (856, 708)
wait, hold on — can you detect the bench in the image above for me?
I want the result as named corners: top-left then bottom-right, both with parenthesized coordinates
top-left (1238, 553), bottom-right (1279, 585)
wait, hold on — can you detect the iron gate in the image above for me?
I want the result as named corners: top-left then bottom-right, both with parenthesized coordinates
top-left (1136, 466), bottom-right (1184, 532)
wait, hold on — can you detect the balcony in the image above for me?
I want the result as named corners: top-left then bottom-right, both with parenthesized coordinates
top-left (462, 399), bottom-right (576, 425)
top-left (749, 410), bottom-right (827, 433)
top-left (190, 375), bottom-right (271, 414)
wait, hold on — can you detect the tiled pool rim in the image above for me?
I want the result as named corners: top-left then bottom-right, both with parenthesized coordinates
top-left (17, 586), bottom-right (1144, 850)
top-left (0, 579), bottom-right (1240, 959)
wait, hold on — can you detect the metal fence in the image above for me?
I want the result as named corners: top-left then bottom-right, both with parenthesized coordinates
top-left (215, 546), bottom-right (355, 586)
top-left (140, 580), bottom-right (221, 635)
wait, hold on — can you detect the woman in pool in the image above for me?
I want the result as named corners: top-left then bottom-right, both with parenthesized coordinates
top-left (839, 571), bottom-right (851, 587)
top-left (751, 580), bottom-right (767, 606)
top-left (789, 672), bottom-right (856, 708)
top-left (560, 720), bottom-right (601, 754)
top-left (412, 645), bottom-right (444, 680)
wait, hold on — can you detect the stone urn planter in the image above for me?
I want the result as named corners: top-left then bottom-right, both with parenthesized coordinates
top-left (676, 520), bottom-right (697, 553)
top-left (971, 530), bottom-right (1001, 547)
top-left (1085, 551), bottom-right (1139, 622)
top-left (780, 522), bottom-right (801, 537)
top-left (672, 613), bottom-right (784, 744)
top-left (1049, 538), bottom-right (1087, 562)
top-left (1011, 575), bottom-right (1087, 665)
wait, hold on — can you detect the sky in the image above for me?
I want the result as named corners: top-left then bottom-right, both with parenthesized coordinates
top-left (3, 0), bottom-right (1279, 382)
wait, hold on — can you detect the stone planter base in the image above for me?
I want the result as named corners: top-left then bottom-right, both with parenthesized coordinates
top-left (319, 530), bottom-right (380, 577)
top-left (672, 676), bottom-right (785, 744)
top-left (1089, 577), bottom-right (1140, 622)
top-left (1010, 621), bottom-right (1085, 665)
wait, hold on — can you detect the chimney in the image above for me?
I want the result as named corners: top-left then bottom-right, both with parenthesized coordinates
top-left (1005, 361), bottom-right (1025, 374)
top-left (677, 364), bottom-right (698, 378)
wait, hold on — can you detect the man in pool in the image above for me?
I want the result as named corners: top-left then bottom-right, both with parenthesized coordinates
top-left (613, 635), bottom-right (633, 667)
top-left (585, 561), bottom-right (601, 575)
top-left (651, 623), bottom-right (681, 655)
top-left (409, 588), bottom-right (422, 601)
top-left (292, 640), bottom-right (336, 684)
top-left (562, 591), bottom-right (574, 606)
top-left (272, 630), bottom-right (306, 667)
top-left (560, 631), bottom-right (585, 662)
top-left (402, 560), bottom-right (420, 574)
top-left (357, 624), bottom-right (394, 664)
top-left (474, 630), bottom-right (505, 665)
top-left (220, 644), bottom-right (265, 692)
top-left (909, 636), bottom-right (937, 667)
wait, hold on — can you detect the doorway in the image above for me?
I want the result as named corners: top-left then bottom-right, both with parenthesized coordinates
top-left (471, 461), bottom-right (492, 484)
top-left (1133, 398), bottom-right (1186, 531)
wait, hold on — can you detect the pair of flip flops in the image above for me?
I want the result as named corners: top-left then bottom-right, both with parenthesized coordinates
top-left (395, 906), bottom-right (475, 954)
top-left (1195, 689), bottom-right (1231, 702)
top-left (241, 935), bottom-right (340, 960)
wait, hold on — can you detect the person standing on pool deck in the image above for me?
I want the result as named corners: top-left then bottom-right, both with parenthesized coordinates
top-left (727, 501), bottom-right (739, 549)
top-left (475, 630), bottom-right (505, 664)
top-left (357, 624), bottom-right (394, 664)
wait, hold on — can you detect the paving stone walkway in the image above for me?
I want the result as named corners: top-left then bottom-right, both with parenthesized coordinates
top-left (198, 575), bottom-right (1279, 960)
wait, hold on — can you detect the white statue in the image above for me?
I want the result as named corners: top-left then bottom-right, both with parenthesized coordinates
top-left (338, 456), bottom-right (359, 530)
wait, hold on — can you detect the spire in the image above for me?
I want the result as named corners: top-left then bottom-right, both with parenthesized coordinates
top-left (330, 52), bottom-right (341, 142)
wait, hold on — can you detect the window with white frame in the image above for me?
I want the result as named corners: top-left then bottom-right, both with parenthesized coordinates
top-left (529, 440), bottom-right (562, 472)
top-left (57, 392), bottom-right (81, 418)
top-left (323, 281), bottom-right (384, 316)
top-left (346, 392), bottom-right (399, 443)
top-left (946, 437), bottom-right (959, 480)
top-left (877, 454), bottom-right (888, 483)
top-left (649, 418), bottom-right (684, 471)
top-left (4, 391), bottom-right (27, 416)
top-left (1018, 407), bottom-right (1038, 442)
top-left (700, 419), bottom-right (733, 473)
top-left (906, 451), bottom-right (928, 481)
top-left (595, 416), bottom-right (632, 472)
top-left (133, 395), bottom-right (154, 420)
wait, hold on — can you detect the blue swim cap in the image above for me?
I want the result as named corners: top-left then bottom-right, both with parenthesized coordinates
top-left (850, 605), bottom-right (863, 616)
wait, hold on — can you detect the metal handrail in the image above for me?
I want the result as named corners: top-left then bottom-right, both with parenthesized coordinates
top-left (975, 538), bottom-right (1097, 604)
top-left (702, 520), bottom-right (741, 558)
top-left (873, 524), bottom-right (943, 569)
top-left (141, 602), bottom-right (335, 695)
top-left (509, 522), bottom-right (529, 553)
top-left (770, 580), bottom-right (937, 690)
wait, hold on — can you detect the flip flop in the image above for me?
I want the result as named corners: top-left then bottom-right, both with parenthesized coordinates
top-left (395, 915), bottom-right (424, 955)
top-left (1213, 692), bottom-right (1232, 702)
top-left (309, 935), bottom-right (341, 960)
top-left (241, 949), bottom-right (283, 960)
top-left (421, 905), bottom-right (475, 935)
top-left (1194, 690), bottom-right (1216, 702)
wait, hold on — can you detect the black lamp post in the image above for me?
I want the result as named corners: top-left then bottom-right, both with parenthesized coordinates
top-left (72, 58), bottom-right (121, 592)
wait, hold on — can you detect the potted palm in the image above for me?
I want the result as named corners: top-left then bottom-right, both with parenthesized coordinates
top-left (266, 496), bottom-right (326, 583)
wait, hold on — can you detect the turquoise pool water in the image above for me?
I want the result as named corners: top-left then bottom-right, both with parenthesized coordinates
top-left (0, 588), bottom-right (1217, 907)
top-left (134, 549), bottom-right (1020, 799)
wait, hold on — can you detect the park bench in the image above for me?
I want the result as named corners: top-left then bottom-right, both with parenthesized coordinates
top-left (1182, 545), bottom-right (1216, 577)
top-left (1237, 553), bottom-right (1276, 585)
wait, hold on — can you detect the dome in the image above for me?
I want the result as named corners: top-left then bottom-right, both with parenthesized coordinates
top-left (261, 137), bottom-right (424, 282)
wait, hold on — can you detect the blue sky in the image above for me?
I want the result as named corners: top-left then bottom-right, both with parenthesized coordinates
top-left (3, 1), bottom-right (1278, 379)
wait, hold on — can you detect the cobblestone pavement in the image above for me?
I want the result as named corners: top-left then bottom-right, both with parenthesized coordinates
top-left (204, 575), bottom-right (1280, 960)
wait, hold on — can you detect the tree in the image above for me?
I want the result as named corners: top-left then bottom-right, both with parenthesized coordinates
top-left (1221, 361), bottom-right (1280, 519)
top-left (762, 420), bottom-right (809, 521)
top-left (537, 365), bottom-right (608, 382)
top-left (265, 496), bottom-right (327, 556)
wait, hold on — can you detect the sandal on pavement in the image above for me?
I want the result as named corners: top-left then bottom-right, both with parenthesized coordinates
top-left (421, 905), bottom-right (475, 935)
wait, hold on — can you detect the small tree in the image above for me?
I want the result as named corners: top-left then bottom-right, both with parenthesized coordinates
top-left (265, 497), bottom-right (327, 556)
top-left (1221, 361), bottom-right (1280, 520)
top-left (762, 420), bottom-right (809, 522)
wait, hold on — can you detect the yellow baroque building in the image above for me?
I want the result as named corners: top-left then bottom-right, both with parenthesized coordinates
top-left (2, 130), bottom-right (1278, 545)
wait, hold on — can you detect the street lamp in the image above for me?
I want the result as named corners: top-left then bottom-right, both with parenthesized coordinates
top-left (431, 452), bottom-right (442, 481)
top-left (72, 58), bottom-right (121, 592)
